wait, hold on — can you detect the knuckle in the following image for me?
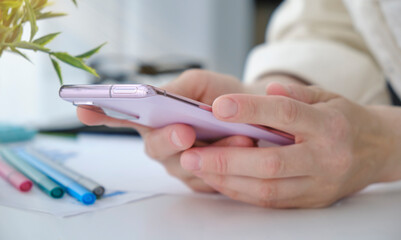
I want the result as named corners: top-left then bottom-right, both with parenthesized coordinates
top-left (275, 97), bottom-right (300, 124)
top-left (259, 152), bottom-right (283, 178)
top-left (215, 152), bottom-right (229, 175)
top-left (257, 181), bottom-right (278, 202)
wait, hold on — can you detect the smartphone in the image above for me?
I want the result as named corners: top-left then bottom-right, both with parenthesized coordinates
top-left (59, 84), bottom-right (294, 145)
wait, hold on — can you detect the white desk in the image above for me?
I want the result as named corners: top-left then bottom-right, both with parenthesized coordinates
top-left (1, 181), bottom-right (401, 240)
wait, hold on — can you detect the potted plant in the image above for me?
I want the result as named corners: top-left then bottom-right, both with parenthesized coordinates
top-left (0, 0), bottom-right (104, 84)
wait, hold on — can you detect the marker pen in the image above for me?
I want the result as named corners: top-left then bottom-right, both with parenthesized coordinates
top-left (14, 148), bottom-right (96, 205)
top-left (0, 157), bottom-right (32, 192)
top-left (0, 149), bottom-right (64, 198)
top-left (0, 124), bottom-right (37, 143)
top-left (27, 147), bottom-right (105, 198)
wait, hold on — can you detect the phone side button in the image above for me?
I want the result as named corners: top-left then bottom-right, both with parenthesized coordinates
top-left (73, 101), bottom-right (94, 106)
top-left (112, 87), bottom-right (138, 94)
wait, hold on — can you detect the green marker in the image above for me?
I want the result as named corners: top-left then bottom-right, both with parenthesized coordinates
top-left (26, 148), bottom-right (105, 198)
top-left (0, 149), bottom-right (64, 199)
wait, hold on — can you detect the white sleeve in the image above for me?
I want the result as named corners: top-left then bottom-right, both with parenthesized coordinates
top-left (244, 0), bottom-right (390, 105)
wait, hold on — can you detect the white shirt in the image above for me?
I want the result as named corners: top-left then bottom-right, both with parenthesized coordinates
top-left (244, 0), bottom-right (401, 105)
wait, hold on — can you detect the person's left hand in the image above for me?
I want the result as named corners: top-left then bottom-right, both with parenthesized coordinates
top-left (179, 83), bottom-right (395, 208)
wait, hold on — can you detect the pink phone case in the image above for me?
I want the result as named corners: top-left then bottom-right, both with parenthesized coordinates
top-left (59, 84), bottom-right (294, 145)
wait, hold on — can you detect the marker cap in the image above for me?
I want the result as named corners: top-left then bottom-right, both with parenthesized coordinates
top-left (93, 186), bottom-right (105, 198)
top-left (8, 173), bottom-right (33, 192)
top-left (37, 176), bottom-right (65, 199)
top-left (0, 157), bottom-right (33, 192)
top-left (50, 188), bottom-right (65, 199)
top-left (66, 182), bottom-right (96, 205)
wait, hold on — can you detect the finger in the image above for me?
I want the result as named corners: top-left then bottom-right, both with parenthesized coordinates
top-left (181, 144), bottom-right (314, 179)
top-left (77, 106), bottom-right (150, 135)
top-left (211, 135), bottom-right (256, 147)
top-left (162, 69), bottom-right (242, 105)
top-left (77, 106), bottom-right (109, 126)
top-left (266, 82), bottom-right (338, 104)
top-left (160, 155), bottom-right (216, 193)
top-left (144, 124), bottom-right (196, 160)
top-left (185, 177), bottom-right (217, 193)
top-left (160, 135), bottom-right (254, 189)
top-left (201, 174), bottom-right (312, 206)
top-left (162, 158), bottom-right (216, 193)
top-left (212, 94), bottom-right (327, 135)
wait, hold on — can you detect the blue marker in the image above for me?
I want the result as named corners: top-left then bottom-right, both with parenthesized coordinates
top-left (13, 148), bottom-right (96, 205)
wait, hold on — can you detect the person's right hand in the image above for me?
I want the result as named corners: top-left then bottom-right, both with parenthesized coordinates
top-left (77, 70), bottom-right (255, 192)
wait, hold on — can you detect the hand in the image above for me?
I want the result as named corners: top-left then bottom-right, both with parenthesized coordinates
top-left (180, 82), bottom-right (396, 208)
top-left (77, 70), bottom-right (255, 192)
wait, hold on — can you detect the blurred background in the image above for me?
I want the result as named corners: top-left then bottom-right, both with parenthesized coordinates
top-left (0, 0), bottom-right (282, 131)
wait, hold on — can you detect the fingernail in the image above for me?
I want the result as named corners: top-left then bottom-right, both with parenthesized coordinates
top-left (171, 130), bottom-right (183, 148)
top-left (181, 152), bottom-right (201, 171)
top-left (215, 97), bottom-right (237, 118)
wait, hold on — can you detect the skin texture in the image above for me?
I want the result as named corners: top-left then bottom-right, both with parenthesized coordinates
top-left (78, 70), bottom-right (254, 193)
top-left (77, 70), bottom-right (401, 208)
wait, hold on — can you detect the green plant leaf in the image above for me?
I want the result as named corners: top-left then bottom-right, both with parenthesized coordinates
top-left (50, 57), bottom-right (63, 85)
top-left (13, 26), bottom-right (23, 43)
top-left (33, 32), bottom-right (60, 46)
top-left (51, 52), bottom-right (99, 77)
top-left (10, 48), bottom-right (32, 63)
top-left (71, 0), bottom-right (78, 7)
top-left (11, 41), bottom-right (50, 52)
top-left (75, 42), bottom-right (106, 59)
top-left (0, 1), bottom-right (23, 8)
top-left (36, 12), bottom-right (67, 20)
top-left (23, 0), bottom-right (38, 41)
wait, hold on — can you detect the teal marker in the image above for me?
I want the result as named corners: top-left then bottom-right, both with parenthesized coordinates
top-left (27, 147), bottom-right (105, 198)
top-left (0, 149), bottom-right (64, 199)
top-left (0, 124), bottom-right (36, 143)
top-left (13, 148), bottom-right (96, 205)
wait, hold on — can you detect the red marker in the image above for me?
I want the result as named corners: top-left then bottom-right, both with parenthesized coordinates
top-left (0, 156), bottom-right (33, 192)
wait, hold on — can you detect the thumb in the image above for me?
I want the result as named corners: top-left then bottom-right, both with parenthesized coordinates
top-left (266, 82), bottom-right (338, 104)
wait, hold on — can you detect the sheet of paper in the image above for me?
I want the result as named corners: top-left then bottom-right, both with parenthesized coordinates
top-left (32, 134), bottom-right (192, 194)
top-left (0, 133), bottom-right (193, 217)
top-left (0, 180), bottom-right (157, 217)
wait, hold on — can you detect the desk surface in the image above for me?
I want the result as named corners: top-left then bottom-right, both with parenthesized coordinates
top-left (1, 181), bottom-right (401, 240)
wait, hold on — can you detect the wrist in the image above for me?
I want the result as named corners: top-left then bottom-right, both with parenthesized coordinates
top-left (368, 105), bottom-right (401, 183)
